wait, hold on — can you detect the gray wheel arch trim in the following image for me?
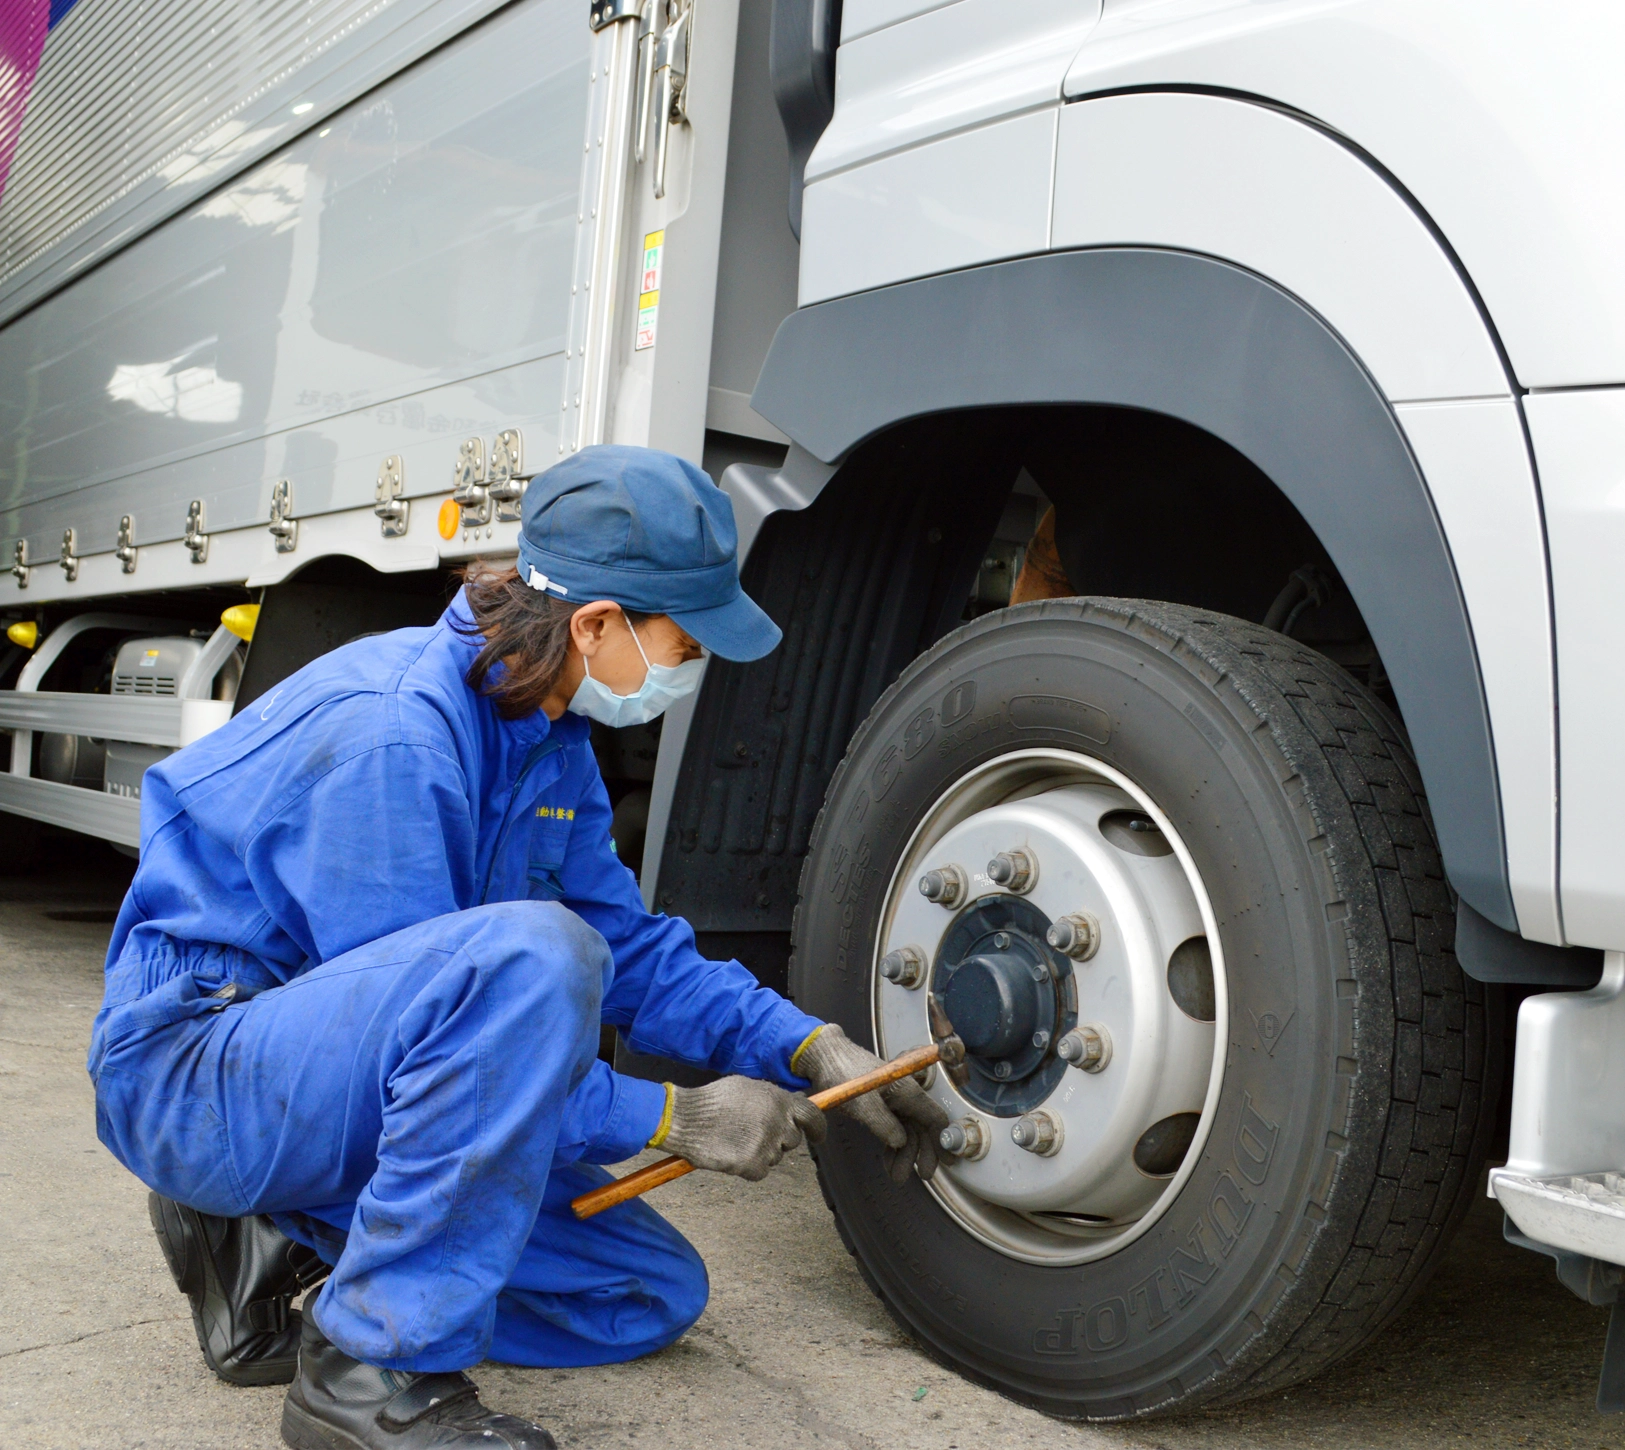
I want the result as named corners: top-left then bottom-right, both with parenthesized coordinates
top-left (749, 246), bottom-right (1514, 931)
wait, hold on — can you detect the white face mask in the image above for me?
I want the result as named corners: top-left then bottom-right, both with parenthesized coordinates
top-left (567, 616), bottom-right (704, 728)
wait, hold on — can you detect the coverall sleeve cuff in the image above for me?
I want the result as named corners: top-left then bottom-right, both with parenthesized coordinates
top-left (593, 1073), bottom-right (672, 1163)
top-left (762, 1003), bottom-right (826, 1089)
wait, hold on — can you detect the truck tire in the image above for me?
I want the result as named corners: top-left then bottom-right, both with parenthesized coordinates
top-left (790, 598), bottom-right (1497, 1419)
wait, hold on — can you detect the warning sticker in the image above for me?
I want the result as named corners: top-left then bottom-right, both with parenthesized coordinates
top-left (635, 229), bottom-right (664, 351)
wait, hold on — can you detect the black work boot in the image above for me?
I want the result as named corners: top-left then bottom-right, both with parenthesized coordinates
top-left (281, 1312), bottom-right (557, 1450)
top-left (149, 1191), bottom-right (330, 1386)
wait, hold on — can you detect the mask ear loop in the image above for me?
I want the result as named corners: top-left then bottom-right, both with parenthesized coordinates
top-left (627, 613), bottom-right (654, 674)
top-left (583, 608), bottom-right (653, 691)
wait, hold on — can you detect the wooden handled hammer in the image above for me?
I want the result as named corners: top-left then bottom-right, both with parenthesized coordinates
top-left (570, 1038), bottom-right (959, 1219)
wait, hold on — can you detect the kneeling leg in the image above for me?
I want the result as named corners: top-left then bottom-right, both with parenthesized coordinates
top-left (490, 1162), bottom-right (709, 1367)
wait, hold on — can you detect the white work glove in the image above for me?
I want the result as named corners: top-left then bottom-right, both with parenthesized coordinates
top-left (657, 1077), bottom-right (826, 1182)
top-left (792, 1023), bottom-right (951, 1184)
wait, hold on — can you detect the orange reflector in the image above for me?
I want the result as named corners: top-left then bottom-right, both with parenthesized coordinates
top-left (438, 498), bottom-right (460, 540)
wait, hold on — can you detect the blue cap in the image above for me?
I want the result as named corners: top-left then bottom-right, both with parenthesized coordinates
top-left (515, 445), bottom-right (782, 662)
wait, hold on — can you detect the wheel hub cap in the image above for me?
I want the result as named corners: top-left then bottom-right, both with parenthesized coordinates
top-left (934, 896), bottom-right (1073, 1113)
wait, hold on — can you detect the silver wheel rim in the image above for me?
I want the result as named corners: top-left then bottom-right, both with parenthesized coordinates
top-left (871, 748), bottom-right (1229, 1267)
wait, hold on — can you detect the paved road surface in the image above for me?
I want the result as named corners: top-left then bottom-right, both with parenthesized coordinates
top-left (2, 850), bottom-right (1619, 1449)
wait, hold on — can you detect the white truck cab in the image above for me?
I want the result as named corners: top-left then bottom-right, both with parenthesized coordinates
top-left (2, 0), bottom-right (1621, 1419)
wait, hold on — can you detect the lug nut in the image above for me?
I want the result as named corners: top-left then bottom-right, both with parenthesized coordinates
top-left (919, 864), bottom-right (968, 907)
top-left (939, 1116), bottom-right (991, 1161)
top-left (1047, 911), bottom-right (1102, 960)
top-left (986, 848), bottom-right (1037, 893)
top-left (1057, 1023), bottom-right (1112, 1073)
top-left (879, 945), bottom-right (927, 989)
top-left (1011, 1108), bottom-right (1064, 1156)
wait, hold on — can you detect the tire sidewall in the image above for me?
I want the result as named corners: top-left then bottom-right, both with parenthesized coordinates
top-left (793, 603), bottom-right (1386, 1418)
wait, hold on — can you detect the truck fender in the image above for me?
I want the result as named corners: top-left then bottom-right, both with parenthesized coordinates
top-left (750, 245), bottom-right (1517, 932)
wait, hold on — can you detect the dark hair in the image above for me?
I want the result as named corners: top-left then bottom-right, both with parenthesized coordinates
top-left (456, 562), bottom-right (649, 719)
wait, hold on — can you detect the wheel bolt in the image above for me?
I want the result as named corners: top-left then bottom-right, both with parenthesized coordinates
top-left (939, 1116), bottom-right (991, 1161)
top-left (986, 848), bottom-right (1037, 893)
top-left (1057, 1023), bottom-right (1112, 1073)
top-left (1047, 911), bottom-right (1102, 960)
top-left (1028, 961), bottom-right (1048, 983)
top-left (993, 1060), bottom-right (1012, 1079)
top-left (879, 945), bottom-right (927, 989)
top-left (1032, 1029), bottom-right (1050, 1050)
top-left (1011, 1108), bottom-right (1064, 1156)
top-left (918, 864), bottom-right (968, 907)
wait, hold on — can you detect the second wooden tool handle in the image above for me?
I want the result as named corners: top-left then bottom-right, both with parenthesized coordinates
top-left (570, 1040), bottom-right (942, 1220)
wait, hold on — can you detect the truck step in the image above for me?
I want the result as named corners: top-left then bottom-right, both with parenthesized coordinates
top-left (1491, 1168), bottom-right (1625, 1268)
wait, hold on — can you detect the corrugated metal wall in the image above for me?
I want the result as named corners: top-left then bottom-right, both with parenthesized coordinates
top-left (0, 0), bottom-right (515, 324)
top-left (0, 0), bottom-right (590, 565)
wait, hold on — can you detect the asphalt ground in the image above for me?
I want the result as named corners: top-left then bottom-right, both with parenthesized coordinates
top-left (3, 847), bottom-right (1622, 1450)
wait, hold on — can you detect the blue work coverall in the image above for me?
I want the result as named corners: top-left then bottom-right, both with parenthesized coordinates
top-left (88, 593), bottom-right (822, 1372)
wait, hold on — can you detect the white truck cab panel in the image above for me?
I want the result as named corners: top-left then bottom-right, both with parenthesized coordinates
top-left (799, 108), bottom-right (1056, 307)
top-left (1050, 92), bottom-right (1504, 404)
top-left (1066, 0), bottom-right (1625, 391)
top-left (839, 0), bottom-right (956, 44)
top-left (1524, 389), bottom-right (1625, 950)
top-left (799, 0), bottom-right (1099, 304)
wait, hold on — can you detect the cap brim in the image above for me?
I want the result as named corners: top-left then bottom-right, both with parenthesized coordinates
top-left (669, 589), bottom-right (782, 662)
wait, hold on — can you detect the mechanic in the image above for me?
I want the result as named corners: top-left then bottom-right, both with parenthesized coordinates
top-left (89, 446), bottom-right (949, 1450)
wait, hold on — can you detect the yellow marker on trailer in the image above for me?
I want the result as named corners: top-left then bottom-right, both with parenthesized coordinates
top-left (220, 604), bottom-right (260, 642)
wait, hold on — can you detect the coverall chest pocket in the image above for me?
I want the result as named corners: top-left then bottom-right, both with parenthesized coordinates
top-left (527, 803), bottom-right (576, 901)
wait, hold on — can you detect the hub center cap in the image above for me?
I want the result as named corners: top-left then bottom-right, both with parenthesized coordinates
top-left (934, 896), bottom-right (1074, 1113)
top-left (943, 954), bottom-right (1035, 1058)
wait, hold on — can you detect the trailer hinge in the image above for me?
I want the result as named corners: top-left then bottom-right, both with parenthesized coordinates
top-left (488, 429), bottom-right (529, 523)
top-left (589, 0), bottom-right (640, 30)
top-left (452, 436), bottom-right (493, 530)
top-left (184, 499), bottom-right (209, 565)
top-left (652, 0), bottom-right (691, 200)
top-left (11, 540), bottom-right (29, 589)
top-left (374, 456), bottom-right (410, 538)
top-left (268, 479), bottom-right (299, 553)
top-left (115, 515), bottom-right (138, 574)
top-left (58, 527), bottom-right (79, 582)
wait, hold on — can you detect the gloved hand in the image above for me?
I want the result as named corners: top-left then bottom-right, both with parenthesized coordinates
top-left (658, 1077), bottom-right (826, 1182)
top-left (792, 1023), bottom-right (951, 1184)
